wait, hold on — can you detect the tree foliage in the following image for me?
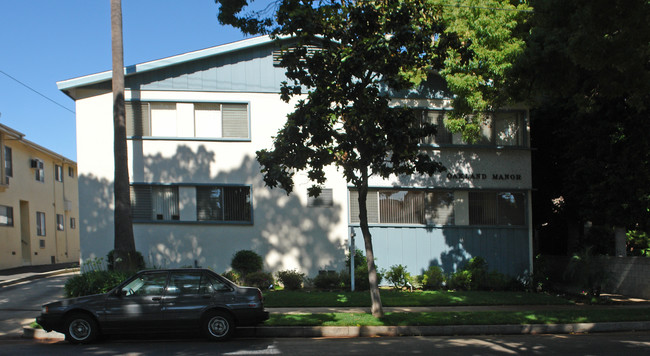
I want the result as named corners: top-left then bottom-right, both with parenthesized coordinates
top-left (515, 0), bottom-right (650, 248)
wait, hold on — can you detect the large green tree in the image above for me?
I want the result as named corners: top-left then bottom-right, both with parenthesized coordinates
top-left (513, 0), bottom-right (650, 255)
top-left (215, 0), bottom-right (531, 316)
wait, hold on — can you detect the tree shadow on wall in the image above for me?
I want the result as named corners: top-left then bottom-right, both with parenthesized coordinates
top-left (79, 144), bottom-right (345, 277)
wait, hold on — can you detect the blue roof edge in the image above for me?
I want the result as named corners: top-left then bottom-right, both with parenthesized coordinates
top-left (56, 35), bottom-right (275, 91)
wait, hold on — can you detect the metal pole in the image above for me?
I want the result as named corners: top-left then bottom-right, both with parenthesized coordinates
top-left (350, 227), bottom-right (356, 291)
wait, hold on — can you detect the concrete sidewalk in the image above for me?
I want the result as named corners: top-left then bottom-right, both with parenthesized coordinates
top-left (2, 264), bottom-right (650, 341)
top-left (0, 263), bottom-right (79, 288)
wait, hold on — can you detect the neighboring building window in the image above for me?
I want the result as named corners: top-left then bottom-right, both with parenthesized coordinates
top-left (126, 102), bottom-right (249, 139)
top-left (130, 185), bottom-right (180, 221)
top-left (350, 189), bottom-right (455, 226)
top-left (70, 217), bottom-right (76, 229)
top-left (68, 166), bottom-right (75, 177)
top-left (56, 214), bottom-right (65, 231)
top-left (39, 239), bottom-right (45, 248)
top-left (469, 191), bottom-right (526, 226)
top-left (197, 186), bottom-right (251, 222)
top-left (0, 205), bottom-right (13, 226)
top-left (308, 188), bottom-right (334, 207)
top-left (4, 146), bottom-right (12, 178)
top-left (422, 111), bottom-right (452, 145)
top-left (36, 212), bottom-right (46, 236)
top-left (34, 159), bottom-right (44, 182)
top-left (55, 165), bottom-right (63, 182)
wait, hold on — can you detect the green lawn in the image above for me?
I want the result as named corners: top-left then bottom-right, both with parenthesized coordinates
top-left (263, 290), bottom-right (573, 308)
top-left (264, 308), bottom-right (650, 327)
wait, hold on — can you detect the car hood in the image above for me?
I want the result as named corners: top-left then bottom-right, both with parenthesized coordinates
top-left (45, 293), bottom-right (107, 308)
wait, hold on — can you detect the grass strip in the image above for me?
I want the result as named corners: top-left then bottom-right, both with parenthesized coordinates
top-left (264, 290), bottom-right (573, 308)
top-left (264, 308), bottom-right (650, 327)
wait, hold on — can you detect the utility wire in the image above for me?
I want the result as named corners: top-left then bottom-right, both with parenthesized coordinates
top-left (0, 69), bottom-right (75, 114)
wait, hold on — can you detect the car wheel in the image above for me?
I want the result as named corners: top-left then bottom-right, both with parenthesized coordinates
top-left (64, 313), bottom-right (98, 344)
top-left (203, 310), bottom-right (234, 341)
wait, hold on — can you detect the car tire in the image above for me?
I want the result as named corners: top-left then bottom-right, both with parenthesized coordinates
top-left (203, 310), bottom-right (234, 341)
top-left (64, 312), bottom-right (98, 344)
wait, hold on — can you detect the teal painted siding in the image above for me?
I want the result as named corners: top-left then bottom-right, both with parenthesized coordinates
top-left (125, 43), bottom-right (287, 93)
top-left (351, 226), bottom-right (530, 278)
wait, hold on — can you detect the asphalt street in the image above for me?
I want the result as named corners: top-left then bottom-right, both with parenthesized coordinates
top-left (1, 332), bottom-right (649, 355)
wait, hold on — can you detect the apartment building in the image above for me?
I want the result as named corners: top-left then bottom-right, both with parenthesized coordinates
top-left (0, 123), bottom-right (80, 269)
top-left (58, 36), bottom-right (531, 278)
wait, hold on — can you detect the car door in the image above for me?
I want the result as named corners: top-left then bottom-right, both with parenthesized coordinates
top-left (103, 271), bottom-right (169, 333)
top-left (162, 271), bottom-right (236, 329)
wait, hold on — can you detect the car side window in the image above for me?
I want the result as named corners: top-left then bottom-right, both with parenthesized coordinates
top-left (168, 272), bottom-right (202, 295)
top-left (201, 273), bottom-right (231, 293)
top-left (123, 272), bottom-right (168, 296)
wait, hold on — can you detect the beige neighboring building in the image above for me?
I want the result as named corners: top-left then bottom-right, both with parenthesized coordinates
top-left (0, 123), bottom-right (80, 270)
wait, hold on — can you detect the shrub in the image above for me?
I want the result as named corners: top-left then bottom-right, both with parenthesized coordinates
top-left (384, 264), bottom-right (412, 290)
top-left (64, 270), bottom-right (131, 298)
top-left (447, 269), bottom-right (472, 290)
top-left (221, 270), bottom-right (242, 285)
top-left (231, 250), bottom-right (263, 276)
top-left (276, 270), bottom-right (305, 290)
top-left (106, 250), bottom-right (146, 271)
top-left (564, 247), bottom-right (608, 297)
top-left (313, 271), bottom-right (343, 290)
top-left (244, 271), bottom-right (274, 290)
top-left (420, 266), bottom-right (445, 290)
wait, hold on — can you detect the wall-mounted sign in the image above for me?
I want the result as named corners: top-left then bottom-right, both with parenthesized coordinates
top-left (446, 172), bottom-right (523, 181)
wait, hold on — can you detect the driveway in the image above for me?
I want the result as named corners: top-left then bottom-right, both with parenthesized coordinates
top-left (0, 274), bottom-right (74, 338)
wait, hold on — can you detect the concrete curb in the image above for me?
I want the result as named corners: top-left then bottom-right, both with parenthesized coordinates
top-left (237, 321), bottom-right (650, 338)
top-left (0, 268), bottom-right (79, 288)
top-left (23, 321), bottom-right (650, 341)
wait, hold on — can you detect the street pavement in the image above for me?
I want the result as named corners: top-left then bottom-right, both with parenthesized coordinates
top-left (1, 264), bottom-right (650, 341)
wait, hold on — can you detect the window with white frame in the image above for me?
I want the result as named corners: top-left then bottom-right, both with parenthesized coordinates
top-left (36, 212), bottom-right (46, 236)
top-left (68, 166), bottom-right (75, 178)
top-left (4, 146), bottom-right (12, 179)
top-left (55, 165), bottom-right (63, 182)
top-left (130, 185), bottom-right (179, 221)
top-left (0, 205), bottom-right (13, 226)
top-left (56, 214), bottom-right (65, 231)
top-left (126, 102), bottom-right (249, 139)
top-left (350, 189), bottom-right (455, 225)
top-left (196, 186), bottom-right (251, 222)
top-left (468, 191), bottom-right (526, 226)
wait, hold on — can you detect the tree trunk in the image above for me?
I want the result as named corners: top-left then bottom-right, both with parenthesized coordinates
top-left (357, 169), bottom-right (384, 318)
top-left (111, 0), bottom-right (136, 270)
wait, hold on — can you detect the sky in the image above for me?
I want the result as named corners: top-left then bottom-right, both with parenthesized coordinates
top-left (0, 0), bottom-right (269, 161)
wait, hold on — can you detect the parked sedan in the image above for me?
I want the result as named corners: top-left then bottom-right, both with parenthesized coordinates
top-left (37, 268), bottom-right (269, 343)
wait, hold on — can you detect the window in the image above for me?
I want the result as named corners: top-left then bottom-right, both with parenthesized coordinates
top-left (56, 214), bottom-right (65, 231)
top-left (126, 102), bottom-right (249, 139)
top-left (469, 191), bottom-right (526, 226)
top-left (4, 146), bottom-right (12, 178)
top-left (123, 272), bottom-right (168, 297)
top-left (197, 186), bottom-right (251, 222)
top-left (422, 110), bottom-right (525, 147)
top-left (130, 185), bottom-right (179, 221)
top-left (34, 159), bottom-right (44, 182)
top-left (422, 111), bottom-right (452, 145)
top-left (39, 239), bottom-right (45, 248)
top-left (308, 188), bottom-right (334, 207)
top-left (168, 272), bottom-right (202, 295)
top-left (55, 165), bottom-right (63, 182)
top-left (0, 205), bottom-right (13, 226)
top-left (350, 189), bottom-right (454, 225)
top-left (70, 217), bottom-right (76, 229)
top-left (68, 166), bottom-right (75, 177)
top-left (36, 212), bottom-right (46, 236)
